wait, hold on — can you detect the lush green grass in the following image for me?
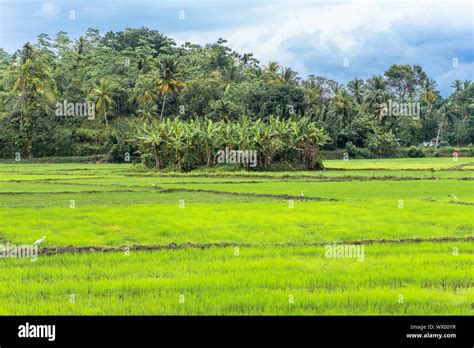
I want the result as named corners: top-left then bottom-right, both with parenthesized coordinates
top-left (1, 200), bottom-right (472, 246)
top-left (158, 180), bottom-right (474, 201)
top-left (0, 158), bottom-right (472, 315)
top-left (0, 190), bottom-right (272, 208)
top-left (0, 242), bottom-right (471, 315)
top-left (325, 157), bottom-right (474, 170)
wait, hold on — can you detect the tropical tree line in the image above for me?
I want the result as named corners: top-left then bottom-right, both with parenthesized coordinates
top-left (0, 27), bottom-right (472, 164)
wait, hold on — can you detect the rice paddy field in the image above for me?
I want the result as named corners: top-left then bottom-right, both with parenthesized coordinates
top-left (0, 157), bottom-right (472, 315)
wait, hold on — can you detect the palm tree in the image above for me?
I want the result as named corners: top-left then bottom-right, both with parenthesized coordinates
top-left (91, 78), bottom-right (115, 127)
top-left (347, 78), bottom-right (364, 104)
top-left (134, 77), bottom-right (158, 108)
top-left (331, 89), bottom-right (355, 126)
top-left (132, 77), bottom-right (158, 122)
top-left (281, 67), bottom-right (299, 84)
top-left (364, 76), bottom-right (389, 122)
top-left (155, 58), bottom-right (186, 121)
top-left (10, 43), bottom-right (56, 158)
top-left (251, 66), bottom-right (265, 80)
top-left (265, 61), bottom-right (280, 74)
top-left (421, 78), bottom-right (438, 113)
top-left (265, 61), bottom-right (281, 84)
top-left (451, 80), bottom-right (463, 95)
top-left (329, 80), bottom-right (344, 96)
top-left (136, 103), bottom-right (158, 123)
top-left (365, 76), bottom-right (387, 101)
top-left (304, 87), bottom-right (323, 120)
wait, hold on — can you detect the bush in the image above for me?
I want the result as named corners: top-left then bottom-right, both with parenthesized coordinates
top-left (365, 132), bottom-right (400, 157)
top-left (0, 126), bottom-right (20, 159)
top-left (467, 145), bottom-right (474, 156)
top-left (76, 144), bottom-right (104, 156)
top-left (438, 140), bottom-right (449, 147)
top-left (345, 141), bottom-right (372, 159)
top-left (407, 146), bottom-right (425, 158)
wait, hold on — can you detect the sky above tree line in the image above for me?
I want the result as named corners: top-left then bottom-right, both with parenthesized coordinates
top-left (0, 0), bottom-right (472, 96)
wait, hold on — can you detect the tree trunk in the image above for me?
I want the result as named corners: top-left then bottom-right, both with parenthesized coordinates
top-left (206, 144), bottom-right (211, 165)
top-left (435, 124), bottom-right (442, 148)
top-left (154, 147), bottom-right (161, 168)
top-left (104, 111), bottom-right (109, 127)
top-left (160, 94), bottom-right (167, 122)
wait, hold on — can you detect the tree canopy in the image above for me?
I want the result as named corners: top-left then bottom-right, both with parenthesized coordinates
top-left (0, 27), bottom-right (472, 165)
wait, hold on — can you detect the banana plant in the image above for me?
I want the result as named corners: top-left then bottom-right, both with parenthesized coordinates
top-left (165, 118), bottom-right (186, 169)
top-left (135, 121), bottom-right (166, 167)
top-left (198, 118), bottom-right (220, 165)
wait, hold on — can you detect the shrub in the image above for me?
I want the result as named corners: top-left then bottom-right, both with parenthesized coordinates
top-left (0, 126), bottom-right (20, 159)
top-left (438, 140), bottom-right (449, 147)
top-left (407, 146), bottom-right (425, 158)
top-left (77, 144), bottom-right (103, 156)
top-left (365, 132), bottom-right (400, 157)
top-left (467, 145), bottom-right (474, 156)
top-left (345, 141), bottom-right (372, 159)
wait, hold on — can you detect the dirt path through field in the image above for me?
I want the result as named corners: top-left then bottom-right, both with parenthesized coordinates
top-left (33, 235), bottom-right (474, 256)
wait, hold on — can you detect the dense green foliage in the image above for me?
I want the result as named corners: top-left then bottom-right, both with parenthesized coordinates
top-left (134, 116), bottom-right (328, 170)
top-left (0, 27), bottom-right (472, 165)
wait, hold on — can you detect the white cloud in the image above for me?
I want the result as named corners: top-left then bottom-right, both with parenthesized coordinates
top-left (2, 0), bottom-right (471, 95)
top-left (170, 1), bottom-right (472, 94)
top-left (40, 2), bottom-right (60, 17)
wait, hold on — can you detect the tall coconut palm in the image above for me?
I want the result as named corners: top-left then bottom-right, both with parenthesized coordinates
top-left (132, 77), bottom-right (158, 122)
top-left (136, 104), bottom-right (158, 123)
top-left (304, 87), bottom-right (323, 120)
top-left (155, 58), bottom-right (185, 121)
top-left (421, 78), bottom-right (438, 113)
top-left (347, 78), bottom-right (364, 104)
top-left (451, 80), bottom-right (463, 95)
top-left (10, 43), bottom-right (56, 158)
top-left (91, 78), bottom-right (115, 127)
top-left (327, 80), bottom-right (342, 96)
top-left (251, 66), bottom-right (265, 80)
top-left (265, 61), bottom-right (280, 74)
top-left (134, 77), bottom-right (158, 108)
top-left (364, 76), bottom-right (389, 122)
top-left (331, 89), bottom-right (356, 127)
top-left (265, 61), bottom-right (281, 84)
top-left (281, 67), bottom-right (299, 84)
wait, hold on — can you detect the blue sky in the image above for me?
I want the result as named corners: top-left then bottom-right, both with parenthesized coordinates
top-left (0, 0), bottom-right (472, 95)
